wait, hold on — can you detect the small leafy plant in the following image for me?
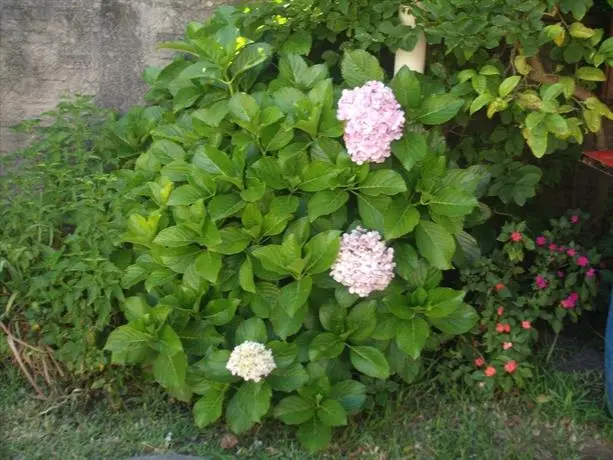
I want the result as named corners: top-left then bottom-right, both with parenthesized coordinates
top-left (446, 211), bottom-right (600, 393)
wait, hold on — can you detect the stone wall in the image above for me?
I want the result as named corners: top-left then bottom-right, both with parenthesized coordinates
top-left (0, 0), bottom-right (230, 153)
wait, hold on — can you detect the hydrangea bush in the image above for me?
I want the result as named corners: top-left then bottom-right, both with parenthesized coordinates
top-left (444, 211), bottom-right (601, 392)
top-left (103, 10), bottom-right (492, 451)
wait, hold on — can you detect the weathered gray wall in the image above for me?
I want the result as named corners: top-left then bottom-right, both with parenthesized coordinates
top-left (0, 0), bottom-right (230, 153)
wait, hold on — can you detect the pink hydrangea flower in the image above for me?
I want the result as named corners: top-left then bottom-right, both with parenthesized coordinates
top-left (567, 248), bottom-right (576, 257)
top-left (330, 227), bottom-right (395, 297)
top-left (561, 292), bottom-right (579, 309)
top-left (586, 268), bottom-right (596, 278)
top-left (570, 215), bottom-right (579, 224)
top-left (549, 243), bottom-right (557, 251)
top-left (336, 81), bottom-right (405, 164)
top-left (536, 236), bottom-right (547, 246)
top-left (535, 275), bottom-right (548, 289)
top-left (510, 231), bottom-right (522, 242)
top-left (576, 256), bottom-right (589, 267)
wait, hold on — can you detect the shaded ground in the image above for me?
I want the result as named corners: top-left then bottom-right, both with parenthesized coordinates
top-left (1, 357), bottom-right (612, 460)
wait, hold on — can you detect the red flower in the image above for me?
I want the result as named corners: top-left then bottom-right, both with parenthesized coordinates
top-left (495, 283), bottom-right (505, 292)
top-left (496, 323), bottom-right (511, 333)
top-left (484, 366), bottom-right (497, 377)
top-left (474, 357), bottom-right (485, 367)
top-left (497, 306), bottom-right (504, 316)
top-left (521, 321), bottom-right (531, 329)
top-left (510, 231), bottom-right (522, 242)
top-left (536, 236), bottom-right (546, 246)
top-left (570, 215), bottom-right (579, 224)
top-left (504, 360), bottom-right (518, 374)
top-left (549, 243), bottom-right (557, 251)
top-left (577, 256), bottom-right (589, 267)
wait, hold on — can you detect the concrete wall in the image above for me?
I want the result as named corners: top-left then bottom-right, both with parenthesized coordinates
top-left (0, 0), bottom-right (231, 153)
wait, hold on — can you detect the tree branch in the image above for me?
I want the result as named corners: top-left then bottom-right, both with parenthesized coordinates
top-left (527, 55), bottom-right (595, 101)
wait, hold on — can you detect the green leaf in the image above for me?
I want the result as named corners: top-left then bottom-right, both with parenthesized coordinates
top-left (274, 395), bottom-right (315, 425)
top-left (252, 244), bottom-right (289, 275)
top-left (203, 299), bottom-right (240, 325)
top-left (308, 190), bottom-right (349, 222)
top-left (280, 32), bottom-right (313, 55)
top-left (575, 67), bottom-right (606, 82)
top-left (297, 418), bottom-right (332, 453)
top-left (415, 221), bottom-right (455, 270)
top-left (395, 317), bottom-right (430, 359)
top-left (230, 42), bottom-right (272, 77)
top-left (279, 277), bottom-right (313, 317)
top-left (192, 100), bottom-right (229, 128)
top-left (391, 131), bottom-right (428, 173)
top-left (239, 257), bottom-right (257, 293)
top-left (341, 50), bottom-right (384, 87)
top-left (194, 251), bottom-right (222, 283)
top-left (228, 92), bottom-right (260, 123)
top-left (345, 301), bottom-right (377, 342)
top-left (319, 302), bottom-right (348, 334)
top-left (226, 381), bottom-right (271, 434)
top-left (105, 325), bottom-right (153, 354)
top-left (349, 346), bottom-right (390, 379)
top-left (391, 66), bottom-right (421, 109)
top-left (153, 351), bottom-right (187, 389)
top-left (425, 288), bottom-right (465, 318)
top-left (357, 194), bottom-right (390, 233)
top-left (153, 225), bottom-right (198, 248)
top-left (498, 76), bottom-right (521, 98)
top-left (545, 114), bottom-right (569, 136)
top-left (193, 381), bottom-right (228, 427)
top-left (429, 303), bottom-right (478, 334)
top-left (268, 362), bottom-right (310, 392)
top-left (235, 317), bottom-right (268, 344)
top-left (208, 193), bottom-right (245, 221)
top-left (569, 22), bottom-right (595, 39)
top-left (270, 304), bottom-right (307, 340)
top-left (359, 170), bottom-right (407, 196)
top-left (193, 145), bottom-right (236, 177)
top-left (251, 157), bottom-right (287, 190)
top-left (384, 202), bottom-right (420, 239)
top-left (309, 333), bottom-right (345, 361)
top-left (328, 380), bottom-right (367, 414)
top-left (153, 324), bottom-right (184, 356)
top-left (429, 187), bottom-right (478, 217)
top-left (316, 399), bottom-right (347, 427)
top-left (148, 140), bottom-right (186, 164)
top-left (209, 228), bottom-right (251, 255)
top-left (167, 185), bottom-right (204, 206)
top-left (417, 94), bottom-right (464, 125)
top-left (479, 64), bottom-right (500, 76)
top-left (304, 230), bottom-right (341, 275)
top-left (299, 161), bottom-right (341, 192)
top-left (196, 350), bottom-right (237, 383)
top-left (469, 94), bottom-right (493, 115)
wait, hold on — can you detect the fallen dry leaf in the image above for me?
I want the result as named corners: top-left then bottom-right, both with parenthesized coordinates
top-left (220, 433), bottom-right (239, 449)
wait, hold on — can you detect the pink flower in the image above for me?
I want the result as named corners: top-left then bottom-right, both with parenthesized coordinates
top-left (561, 292), bottom-right (579, 309)
top-left (495, 283), bottom-right (505, 292)
top-left (567, 248), bottom-right (577, 257)
top-left (536, 236), bottom-right (547, 246)
top-left (484, 366), bottom-right (497, 377)
top-left (535, 275), bottom-right (548, 289)
top-left (549, 243), bottom-right (557, 251)
top-left (475, 357), bottom-right (485, 367)
top-left (557, 271), bottom-right (565, 278)
top-left (497, 306), bottom-right (504, 316)
top-left (521, 321), bottom-right (531, 329)
top-left (571, 215), bottom-right (579, 224)
top-left (496, 323), bottom-right (511, 334)
top-left (504, 360), bottom-right (518, 374)
top-left (510, 231), bottom-right (522, 242)
top-left (558, 246), bottom-right (566, 253)
top-left (586, 268), bottom-right (596, 278)
top-left (337, 81), bottom-right (405, 164)
top-left (330, 227), bottom-right (395, 297)
top-left (576, 256), bottom-right (589, 267)
top-left (502, 342), bottom-right (513, 350)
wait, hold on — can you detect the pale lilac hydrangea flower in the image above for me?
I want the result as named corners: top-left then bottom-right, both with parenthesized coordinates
top-left (226, 341), bottom-right (276, 382)
top-left (336, 81), bottom-right (405, 164)
top-left (330, 227), bottom-right (395, 297)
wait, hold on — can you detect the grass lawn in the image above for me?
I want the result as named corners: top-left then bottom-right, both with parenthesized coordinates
top-left (1, 354), bottom-right (612, 459)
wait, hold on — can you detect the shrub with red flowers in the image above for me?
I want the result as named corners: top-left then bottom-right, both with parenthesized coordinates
top-left (439, 211), bottom-right (600, 393)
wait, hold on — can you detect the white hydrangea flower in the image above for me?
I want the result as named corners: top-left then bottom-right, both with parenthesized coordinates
top-left (226, 341), bottom-right (276, 382)
top-left (330, 227), bottom-right (395, 297)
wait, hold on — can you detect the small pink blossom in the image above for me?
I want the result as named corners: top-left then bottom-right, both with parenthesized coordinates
top-left (576, 256), bottom-right (589, 267)
top-left (484, 366), bottom-right (497, 377)
top-left (502, 342), bottom-right (513, 350)
top-left (536, 236), bottom-right (547, 246)
top-left (521, 321), bottom-right (531, 330)
top-left (337, 81), bottom-right (405, 164)
top-left (535, 275), bottom-right (548, 289)
top-left (561, 292), bottom-right (579, 309)
top-left (557, 271), bottom-right (565, 278)
top-left (495, 283), bottom-right (505, 292)
top-left (567, 248), bottom-right (576, 257)
top-left (475, 357), bottom-right (485, 367)
top-left (549, 243), bottom-right (557, 251)
top-left (558, 246), bottom-right (566, 253)
top-left (504, 360), bottom-right (518, 374)
top-left (586, 268), bottom-right (596, 278)
top-left (570, 215), bottom-right (579, 224)
top-left (510, 231), bottom-right (522, 242)
top-left (497, 306), bottom-right (504, 316)
top-left (496, 323), bottom-right (511, 334)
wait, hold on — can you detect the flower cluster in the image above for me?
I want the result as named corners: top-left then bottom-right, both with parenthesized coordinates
top-left (336, 81), bottom-right (405, 164)
top-left (330, 227), bottom-right (395, 297)
top-left (226, 341), bottom-right (276, 382)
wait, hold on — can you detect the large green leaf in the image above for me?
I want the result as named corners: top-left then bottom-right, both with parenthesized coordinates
top-left (384, 201), bottom-right (420, 239)
top-left (429, 303), bottom-right (478, 334)
top-left (105, 325), bottom-right (153, 354)
top-left (391, 131), bottom-right (428, 173)
top-left (209, 227), bottom-right (251, 255)
top-left (228, 92), bottom-right (260, 124)
top-left (359, 170), bottom-right (407, 196)
top-left (153, 324), bottom-right (184, 356)
top-left (278, 277), bottom-right (313, 317)
top-left (308, 332), bottom-right (345, 361)
top-left (304, 230), bottom-right (341, 275)
top-left (297, 418), bottom-right (332, 453)
top-left (203, 299), bottom-right (241, 325)
top-left (425, 288), bottom-right (466, 318)
top-left (251, 245), bottom-right (289, 275)
top-left (429, 187), bottom-right (478, 217)
top-left (328, 380), bottom-right (367, 414)
top-left (153, 225), bottom-right (198, 248)
top-left (193, 145), bottom-right (236, 177)
top-left (274, 395), bottom-right (315, 425)
top-left (417, 94), bottom-right (464, 125)
top-left (316, 399), bottom-right (347, 427)
top-left (153, 351), bottom-right (187, 389)
top-left (345, 301), bottom-right (377, 342)
top-left (395, 317), bottom-right (430, 360)
top-left (357, 194), bottom-right (391, 233)
top-left (194, 251), bottom-right (222, 283)
top-left (226, 381), bottom-right (271, 434)
top-left (349, 346), bottom-right (390, 379)
top-left (268, 362), bottom-right (310, 392)
top-left (193, 381), bottom-right (228, 427)
top-left (235, 317), bottom-right (268, 344)
top-left (391, 66), bottom-right (421, 109)
top-left (415, 220), bottom-right (456, 270)
top-left (341, 50), bottom-right (384, 87)
top-left (229, 43), bottom-right (272, 78)
top-left (308, 190), bottom-right (349, 222)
